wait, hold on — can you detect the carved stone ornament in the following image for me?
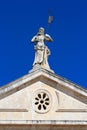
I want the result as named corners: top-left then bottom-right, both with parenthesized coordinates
top-left (32, 89), bottom-right (52, 114)
top-left (31, 27), bottom-right (53, 71)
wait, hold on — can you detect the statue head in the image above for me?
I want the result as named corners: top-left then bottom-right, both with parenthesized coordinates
top-left (37, 27), bottom-right (44, 35)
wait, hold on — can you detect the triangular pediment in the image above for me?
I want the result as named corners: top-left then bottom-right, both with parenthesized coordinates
top-left (0, 68), bottom-right (87, 122)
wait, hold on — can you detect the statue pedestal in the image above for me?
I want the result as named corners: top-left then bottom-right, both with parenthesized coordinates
top-left (29, 64), bottom-right (54, 74)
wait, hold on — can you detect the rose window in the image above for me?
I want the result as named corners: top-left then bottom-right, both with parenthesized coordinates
top-left (32, 90), bottom-right (52, 113)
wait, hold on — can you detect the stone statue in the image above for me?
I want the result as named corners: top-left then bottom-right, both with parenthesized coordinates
top-left (31, 27), bottom-right (53, 70)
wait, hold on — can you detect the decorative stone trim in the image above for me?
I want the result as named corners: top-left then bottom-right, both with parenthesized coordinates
top-left (32, 89), bottom-right (52, 113)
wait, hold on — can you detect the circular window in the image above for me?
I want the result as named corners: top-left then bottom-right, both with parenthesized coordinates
top-left (32, 89), bottom-right (52, 113)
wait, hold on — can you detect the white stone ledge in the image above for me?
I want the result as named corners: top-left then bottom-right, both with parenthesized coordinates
top-left (0, 120), bottom-right (87, 125)
top-left (0, 68), bottom-right (87, 98)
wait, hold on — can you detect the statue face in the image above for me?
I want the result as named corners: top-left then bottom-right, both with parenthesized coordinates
top-left (38, 27), bottom-right (44, 35)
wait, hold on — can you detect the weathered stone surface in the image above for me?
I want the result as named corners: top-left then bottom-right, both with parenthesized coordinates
top-left (0, 124), bottom-right (87, 130)
top-left (0, 68), bottom-right (87, 129)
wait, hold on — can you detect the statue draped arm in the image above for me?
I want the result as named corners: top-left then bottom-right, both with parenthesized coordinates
top-left (45, 34), bottom-right (53, 42)
top-left (31, 36), bottom-right (38, 42)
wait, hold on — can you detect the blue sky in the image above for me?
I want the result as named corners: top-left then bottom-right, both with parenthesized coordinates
top-left (0, 0), bottom-right (87, 89)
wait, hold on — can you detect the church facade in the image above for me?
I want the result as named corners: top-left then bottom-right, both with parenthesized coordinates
top-left (0, 68), bottom-right (87, 130)
top-left (0, 27), bottom-right (87, 130)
